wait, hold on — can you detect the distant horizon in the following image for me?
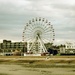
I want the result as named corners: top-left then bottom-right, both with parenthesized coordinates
top-left (0, 39), bottom-right (75, 46)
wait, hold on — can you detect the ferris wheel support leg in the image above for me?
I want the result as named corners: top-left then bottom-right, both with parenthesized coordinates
top-left (27, 42), bottom-right (30, 53)
top-left (38, 37), bottom-right (47, 53)
top-left (28, 39), bottom-right (36, 53)
top-left (41, 42), bottom-right (47, 53)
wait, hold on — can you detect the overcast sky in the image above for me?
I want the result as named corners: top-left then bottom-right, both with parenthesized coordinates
top-left (0, 0), bottom-right (75, 45)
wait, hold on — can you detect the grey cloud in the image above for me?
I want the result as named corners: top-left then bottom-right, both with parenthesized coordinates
top-left (51, 4), bottom-right (75, 10)
top-left (51, 3), bottom-right (75, 18)
top-left (0, 0), bottom-right (75, 44)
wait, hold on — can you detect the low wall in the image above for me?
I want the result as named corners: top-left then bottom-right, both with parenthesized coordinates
top-left (24, 53), bottom-right (41, 56)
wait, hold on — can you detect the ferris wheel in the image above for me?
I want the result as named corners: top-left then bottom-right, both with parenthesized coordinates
top-left (22, 17), bottom-right (55, 53)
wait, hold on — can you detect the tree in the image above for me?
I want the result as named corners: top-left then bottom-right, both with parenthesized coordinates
top-left (47, 48), bottom-right (53, 54)
top-left (53, 50), bottom-right (58, 55)
top-left (22, 47), bottom-right (27, 53)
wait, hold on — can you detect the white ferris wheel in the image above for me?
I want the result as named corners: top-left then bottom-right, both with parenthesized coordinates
top-left (22, 17), bottom-right (55, 54)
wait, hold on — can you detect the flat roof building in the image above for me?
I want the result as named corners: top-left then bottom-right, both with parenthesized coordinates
top-left (0, 40), bottom-right (27, 53)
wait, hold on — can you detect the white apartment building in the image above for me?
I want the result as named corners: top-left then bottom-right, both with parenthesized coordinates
top-left (65, 42), bottom-right (75, 49)
top-left (65, 42), bottom-right (75, 54)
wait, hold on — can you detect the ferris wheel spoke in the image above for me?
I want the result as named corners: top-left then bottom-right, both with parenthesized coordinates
top-left (25, 30), bottom-right (33, 34)
top-left (44, 29), bottom-right (53, 33)
top-left (26, 27), bottom-right (33, 32)
top-left (24, 37), bottom-right (33, 42)
top-left (25, 35), bottom-right (33, 38)
top-left (44, 26), bottom-right (52, 30)
top-left (24, 34), bottom-right (33, 37)
top-left (25, 26), bottom-right (34, 32)
top-left (42, 34), bottom-right (51, 37)
top-left (44, 26), bottom-right (51, 30)
top-left (44, 31), bottom-right (52, 34)
top-left (42, 38), bottom-right (50, 43)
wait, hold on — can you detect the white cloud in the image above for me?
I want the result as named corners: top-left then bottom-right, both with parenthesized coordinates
top-left (63, 0), bottom-right (75, 5)
top-left (0, 0), bottom-right (32, 14)
top-left (50, 0), bottom-right (75, 5)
